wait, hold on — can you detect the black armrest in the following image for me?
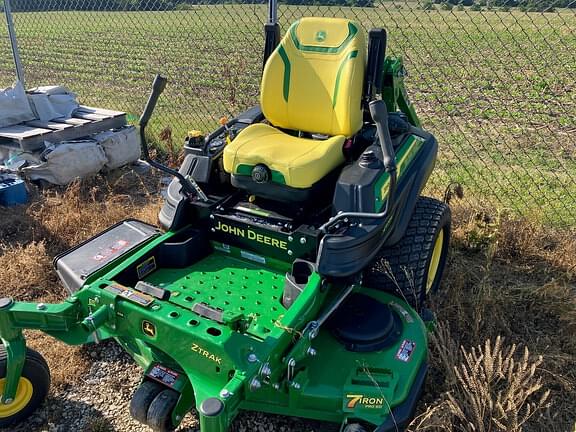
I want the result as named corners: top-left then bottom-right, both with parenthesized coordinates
top-left (203, 105), bottom-right (264, 151)
top-left (236, 105), bottom-right (264, 125)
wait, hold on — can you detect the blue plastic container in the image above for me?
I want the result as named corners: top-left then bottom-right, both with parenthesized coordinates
top-left (0, 174), bottom-right (28, 206)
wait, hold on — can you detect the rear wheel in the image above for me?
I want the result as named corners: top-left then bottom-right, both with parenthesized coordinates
top-left (0, 346), bottom-right (50, 428)
top-left (364, 196), bottom-right (451, 311)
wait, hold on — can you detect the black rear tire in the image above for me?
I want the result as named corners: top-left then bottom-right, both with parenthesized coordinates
top-left (129, 380), bottom-right (165, 424)
top-left (364, 196), bottom-right (451, 311)
top-left (147, 388), bottom-right (179, 432)
top-left (0, 346), bottom-right (50, 428)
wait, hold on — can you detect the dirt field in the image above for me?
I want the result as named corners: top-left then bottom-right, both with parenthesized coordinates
top-left (0, 167), bottom-right (574, 431)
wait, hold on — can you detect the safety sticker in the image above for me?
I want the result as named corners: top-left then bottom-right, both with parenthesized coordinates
top-left (105, 283), bottom-right (154, 307)
top-left (137, 256), bottom-right (157, 279)
top-left (147, 364), bottom-right (180, 388)
top-left (396, 339), bottom-right (416, 362)
top-left (213, 242), bottom-right (231, 253)
top-left (93, 239), bottom-right (130, 262)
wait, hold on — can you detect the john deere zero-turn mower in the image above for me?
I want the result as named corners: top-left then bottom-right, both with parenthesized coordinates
top-left (0, 16), bottom-right (451, 432)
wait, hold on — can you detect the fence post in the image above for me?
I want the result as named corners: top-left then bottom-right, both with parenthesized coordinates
top-left (268, 0), bottom-right (278, 24)
top-left (3, 0), bottom-right (25, 86)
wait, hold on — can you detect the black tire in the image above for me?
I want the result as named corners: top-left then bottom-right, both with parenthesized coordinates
top-left (0, 346), bottom-right (50, 428)
top-left (129, 380), bottom-right (165, 424)
top-left (147, 388), bottom-right (180, 432)
top-left (364, 196), bottom-right (451, 311)
top-left (343, 423), bottom-right (369, 432)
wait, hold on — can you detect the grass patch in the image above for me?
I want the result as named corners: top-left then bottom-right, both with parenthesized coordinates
top-left (409, 201), bottom-right (576, 430)
top-left (0, 168), bottom-right (163, 388)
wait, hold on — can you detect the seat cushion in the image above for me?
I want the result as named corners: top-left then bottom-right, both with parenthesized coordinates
top-left (223, 123), bottom-right (346, 189)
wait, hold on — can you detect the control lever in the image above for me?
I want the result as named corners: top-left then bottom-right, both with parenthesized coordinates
top-left (319, 100), bottom-right (398, 233)
top-left (139, 74), bottom-right (167, 127)
top-left (369, 100), bottom-right (397, 175)
top-left (139, 74), bottom-right (208, 202)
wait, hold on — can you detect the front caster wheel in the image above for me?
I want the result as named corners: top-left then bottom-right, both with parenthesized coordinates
top-left (129, 380), bottom-right (164, 424)
top-left (0, 346), bottom-right (50, 428)
top-left (147, 388), bottom-right (180, 432)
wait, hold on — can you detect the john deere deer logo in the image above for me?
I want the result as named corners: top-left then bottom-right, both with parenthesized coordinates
top-left (315, 30), bottom-right (327, 42)
top-left (142, 320), bottom-right (156, 337)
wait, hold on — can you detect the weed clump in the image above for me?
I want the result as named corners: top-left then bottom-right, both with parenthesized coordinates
top-left (416, 329), bottom-right (551, 431)
top-left (447, 337), bottom-right (549, 431)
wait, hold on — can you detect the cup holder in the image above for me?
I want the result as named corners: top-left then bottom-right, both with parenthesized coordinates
top-left (282, 259), bottom-right (315, 309)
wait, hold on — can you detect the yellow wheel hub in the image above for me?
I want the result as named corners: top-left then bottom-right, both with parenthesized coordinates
top-left (0, 377), bottom-right (33, 418)
top-left (426, 230), bottom-right (444, 293)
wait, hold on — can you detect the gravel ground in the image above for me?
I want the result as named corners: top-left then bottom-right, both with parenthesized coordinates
top-left (12, 340), bottom-right (337, 432)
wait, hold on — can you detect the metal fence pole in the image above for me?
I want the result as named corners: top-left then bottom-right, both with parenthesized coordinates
top-left (3, 0), bottom-right (25, 86)
top-left (268, 0), bottom-right (278, 25)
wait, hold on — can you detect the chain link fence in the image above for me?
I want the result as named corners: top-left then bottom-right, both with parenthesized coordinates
top-left (1, 0), bottom-right (575, 225)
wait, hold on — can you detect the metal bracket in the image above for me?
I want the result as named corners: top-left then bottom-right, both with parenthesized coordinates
top-left (1, 334), bottom-right (25, 403)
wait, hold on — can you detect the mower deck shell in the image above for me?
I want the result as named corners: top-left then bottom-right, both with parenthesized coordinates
top-left (0, 233), bottom-right (429, 431)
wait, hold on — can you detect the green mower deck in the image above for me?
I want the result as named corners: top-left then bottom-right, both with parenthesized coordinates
top-left (0, 236), bottom-right (430, 431)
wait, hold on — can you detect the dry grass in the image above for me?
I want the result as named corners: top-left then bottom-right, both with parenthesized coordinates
top-left (410, 201), bottom-right (576, 431)
top-left (417, 331), bottom-right (551, 432)
top-left (0, 176), bottom-right (575, 431)
top-left (0, 168), bottom-right (162, 388)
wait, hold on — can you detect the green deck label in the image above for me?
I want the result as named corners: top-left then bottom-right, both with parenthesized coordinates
top-left (346, 394), bottom-right (385, 409)
top-left (214, 221), bottom-right (288, 251)
top-left (191, 343), bottom-right (222, 365)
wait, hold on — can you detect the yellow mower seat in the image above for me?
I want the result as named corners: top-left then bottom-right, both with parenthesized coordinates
top-left (224, 123), bottom-right (345, 189)
top-left (223, 17), bottom-right (366, 193)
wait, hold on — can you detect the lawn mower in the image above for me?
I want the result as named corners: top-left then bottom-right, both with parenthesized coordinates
top-left (0, 16), bottom-right (451, 432)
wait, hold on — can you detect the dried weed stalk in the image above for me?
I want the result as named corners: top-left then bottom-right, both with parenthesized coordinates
top-left (416, 328), bottom-right (552, 432)
top-left (447, 336), bottom-right (550, 432)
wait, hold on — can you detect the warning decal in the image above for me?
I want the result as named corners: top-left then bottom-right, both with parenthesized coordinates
top-left (396, 339), bottom-right (416, 362)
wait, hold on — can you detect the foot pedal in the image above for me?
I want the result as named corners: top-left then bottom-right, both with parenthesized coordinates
top-left (134, 281), bottom-right (170, 301)
top-left (192, 303), bottom-right (224, 323)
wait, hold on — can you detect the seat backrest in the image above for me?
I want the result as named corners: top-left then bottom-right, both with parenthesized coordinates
top-left (261, 17), bottom-right (366, 138)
